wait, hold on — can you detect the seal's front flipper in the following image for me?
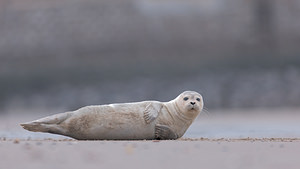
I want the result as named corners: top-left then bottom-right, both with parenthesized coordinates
top-left (143, 102), bottom-right (162, 123)
top-left (155, 124), bottom-right (178, 140)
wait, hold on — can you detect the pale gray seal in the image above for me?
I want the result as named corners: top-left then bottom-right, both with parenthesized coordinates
top-left (20, 91), bottom-right (203, 140)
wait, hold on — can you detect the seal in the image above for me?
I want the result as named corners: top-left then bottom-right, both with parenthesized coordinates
top-left (20, 91), bottom-right (203, 140)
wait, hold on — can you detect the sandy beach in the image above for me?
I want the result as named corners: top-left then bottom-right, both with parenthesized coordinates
top-left (1, 109), bottom-right (300, 169)
top-left (1, 138), bottom-right (300, 169)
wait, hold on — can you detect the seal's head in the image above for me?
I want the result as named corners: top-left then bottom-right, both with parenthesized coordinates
top-left (175, 91), bottom-right (203, 118)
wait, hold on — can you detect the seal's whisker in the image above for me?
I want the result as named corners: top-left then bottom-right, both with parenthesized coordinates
top-left (200, 106), bottom-right (212, 118)
top-left (203, 106), bottom-right (209, 111)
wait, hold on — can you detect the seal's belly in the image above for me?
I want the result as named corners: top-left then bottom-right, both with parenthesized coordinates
top-left (64, 103), bottom-right (156, 140)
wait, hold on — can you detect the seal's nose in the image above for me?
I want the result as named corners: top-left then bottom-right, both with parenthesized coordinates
top-left (190, 102), bottom-right (195, 105)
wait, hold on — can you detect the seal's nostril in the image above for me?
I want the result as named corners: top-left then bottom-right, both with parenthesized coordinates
top-left (190, 102), bottom-right (195, 105)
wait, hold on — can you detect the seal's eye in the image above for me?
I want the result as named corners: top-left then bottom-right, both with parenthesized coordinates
top-left (196, 98), bottom-right (201, 102)
top-left (183, 97), bottom-right (189, 101)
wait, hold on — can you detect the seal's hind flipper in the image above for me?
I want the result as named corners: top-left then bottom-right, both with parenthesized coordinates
top-left (155, 124), bottom-right (178, 140)
top-left (20, 112), bottom-right (72, 134)
top-left (143, 102), bottom-right (162, 123)
top-left (20, 122), bottom-right (42, 132)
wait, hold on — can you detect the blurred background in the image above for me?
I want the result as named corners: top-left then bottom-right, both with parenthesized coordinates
top-left (0, 0), bottom-right (300, 138)
top-left (1, 0), bottom-right (300, 112)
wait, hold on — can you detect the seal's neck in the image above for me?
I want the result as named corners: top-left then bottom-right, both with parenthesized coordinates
top-left (165, 100), bottom-right (196, 123)
top-left (163, 100), bottom-right (199, 138)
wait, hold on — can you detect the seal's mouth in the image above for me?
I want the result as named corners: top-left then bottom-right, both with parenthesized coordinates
top-left (188, 104), bottom-right (200, 111)
top-left (188, 106), bottom-right (196, 111)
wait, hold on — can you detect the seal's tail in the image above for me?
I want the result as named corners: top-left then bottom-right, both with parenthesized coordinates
top-left (20, 112), bottom-right (72, 134)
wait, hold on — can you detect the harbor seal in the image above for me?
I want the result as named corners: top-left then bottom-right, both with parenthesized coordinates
top-left (20, 91), bottom-right (203, 140)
